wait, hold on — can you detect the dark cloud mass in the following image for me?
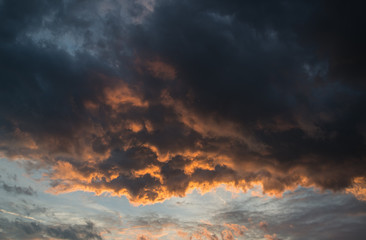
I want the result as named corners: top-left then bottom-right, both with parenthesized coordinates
top-left (0, 0), bottom-right (366, 204)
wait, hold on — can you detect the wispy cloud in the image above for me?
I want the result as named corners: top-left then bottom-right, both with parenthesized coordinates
top-left (0, 181), bottom-right (36, 196)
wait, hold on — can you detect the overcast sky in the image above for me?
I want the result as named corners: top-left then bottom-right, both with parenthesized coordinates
top-left (0, 0), bottom-right (366, 239)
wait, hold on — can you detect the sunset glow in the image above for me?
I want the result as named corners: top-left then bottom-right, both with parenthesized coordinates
top-left (0, 0), bottom-right (365, 239)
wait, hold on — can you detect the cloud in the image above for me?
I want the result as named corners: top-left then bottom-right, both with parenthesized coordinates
top-left (0, 0), bottom-right (365, 205)
top-left (0, 181), bottom-right (36, 196)
top-left (211, 187), bottom-right (366, 240)
top-left (346, 177), bottom-right (366, 201)
top-left (264, 234), bottom-right (280, 240)
top-left (0, 217), bottom-right (102, 240)
top-left (137, 236), bottom-right (151, 240)
top-left (118, 213), bottom-right (248, 240)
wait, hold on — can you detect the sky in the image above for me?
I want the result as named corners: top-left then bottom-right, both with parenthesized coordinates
top-left (0, 0), bottom-right (366, 239)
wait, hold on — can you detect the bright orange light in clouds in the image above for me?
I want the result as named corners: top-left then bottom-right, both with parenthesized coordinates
top-left (346, 177), bottom-right (366, 201)
top-left (2, 74), bottom-right (365, 207)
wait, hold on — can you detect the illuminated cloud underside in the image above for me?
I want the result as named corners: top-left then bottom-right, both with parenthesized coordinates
top-left (0, 0), bottom-right (365, 206)
top-left (0, 1), bottom-right (366, 239)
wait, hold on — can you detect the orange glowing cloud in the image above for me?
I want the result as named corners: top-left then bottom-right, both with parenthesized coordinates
top-left (40, 130), bottom-right (363, 205)
top-left (2, 70), bottom-right (365, 206)
top-left (223, 223), bottom-right (247, 236)
top-left (346, 177), bottom-right (366, 201)
top-left (264, 233), bottom-right (280, 240)
top-left (146, 60), bottom-right (176, 80)
top-left (104, 84), bottom-right (148, 109)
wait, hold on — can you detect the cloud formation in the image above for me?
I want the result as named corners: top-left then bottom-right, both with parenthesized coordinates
top-left (212, 187), bottom-right (366, 240)
top-left (0, 217), bottom-right (102, 240)
top-left (0, 181), bottom-right (36, 196)
top-left (0, 0), bottom-right (365, 204)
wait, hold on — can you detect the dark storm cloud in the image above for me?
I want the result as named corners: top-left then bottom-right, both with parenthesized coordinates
top-left (0, 217), bottom-right (102, 240)
top-left (130, 0), bottom-right (366, 144)
top-left (0, 0), bottom-right (365, 203)
top-left (126, 0), bottom-right (366, 195)
top-left (99, 146), bottom-right (160, 172)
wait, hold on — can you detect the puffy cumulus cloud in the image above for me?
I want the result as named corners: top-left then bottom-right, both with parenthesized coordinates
top-left (1, 0), bottom-right (366, 204)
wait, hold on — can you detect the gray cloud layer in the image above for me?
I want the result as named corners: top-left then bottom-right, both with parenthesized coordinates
top-left (0, 218), bottom-right (102, 240)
